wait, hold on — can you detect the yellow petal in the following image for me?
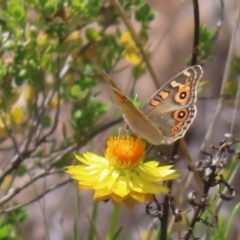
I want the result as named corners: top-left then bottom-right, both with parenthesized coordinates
top-left (112, 176), bottom-right (130, 197)
top-left (107, 169), bottom-right (120, 189)
top-left (10, 107), bottom-right (24, 124)
top-left (123, 50), bottom-right (141, 65)
top-left (83, 152), bottom-right (108, 165)
top-left (120, 32), bottom-right (133, 45)
top-left (94, 188), bottom-right (111, 200)
top-left (129, 191), bottom-right (146, 203)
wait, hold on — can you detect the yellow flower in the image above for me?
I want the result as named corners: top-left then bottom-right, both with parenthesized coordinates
top-left (0, 107), bottom-right (24, 138)
top-left (24, 85), bottom-right (36, 103)
top-left (0, 89), bottom-right (21, 106)
top-left (64, 31), bottom-right (81, 42)
top-left (120, 31), bottom-right (141, 65)
top-left (66, 136), bottom-right (179, 209)
top-left (48, 97), bottom-right (65, 109)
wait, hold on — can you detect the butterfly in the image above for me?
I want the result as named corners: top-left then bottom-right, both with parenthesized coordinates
top-left (101, 65), bottom-right (203, 145)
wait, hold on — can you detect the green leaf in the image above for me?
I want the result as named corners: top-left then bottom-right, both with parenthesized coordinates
top-left (62, 122), bottom-right (67, 139)
top-left (42, 115), bottom-right (51, 128)
top-left (132, 62), bottom-right (146, 78)
top-left (224, 203), bottom-right (240, 239)
top-left (6, 202), bottom-right (28, 224)
top-left (85, 27), bottom-right (100, 42)
top-left (54, 153), bottom-right (74, 168)
top-left (0, 59), bottom-right (6, 78)
top-left (71, 85), bottom-right (81, 97)
top-left (87, 202), bottom-right (98, 240)
top-left (135, 3), bottom-right (155, 22)
top-left (8, 0), bottom-right (25, 20)
top-left (19, 69), bottom-right (27, 78)
top-left (14, 75), bottom-right (25, 86)
top-left (17, 165), bottom-right (27, 177)
top-left (233, 55), bottom-right (240, 75)
top-left (134, 0), bottom-right (144, 4)
top-left (0, 224), bottom-right (12, 238)
top-left (0, 18), bottom-right (7, 30)
top-left (73, 110), bottom-right (83, 120)
top-left (4, 40), bottom-right (15, 50)
top-left (73, 213), bottom-right (78, 240)
top-left (110, 227), bottom-right (123, 240)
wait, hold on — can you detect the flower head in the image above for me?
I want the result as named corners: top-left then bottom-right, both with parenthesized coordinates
top-left (66, 136), bottom-right (179, 209)
top-left (0, 107), bottom-right (24, 138)
top-left (120, 32), bottom-right (141, 65)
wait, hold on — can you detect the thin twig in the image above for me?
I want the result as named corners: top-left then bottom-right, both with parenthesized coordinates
top-left (212, 0), bottom-right (224, 43)
top-left (0, 179), bottom-right (72, 214)
top-left (183, 138), bottom-right (240, 240)
top-left (160, 182), bottom-right (172, 240)
top-left (0, 170), bottom-right (61, 206)
top-left (191, 0), bottom-right (200, 66)
top-left (200, 0), bottom-right (240, 151)
top-left (59, 42), bottom-right (94, 80)
top-left (216, 146), bottom-right (240, 210)
top-left (1, 124), bottom-right (110, 183)
top-left (0, 118), bottom-right (122, 203)
top-left (110, 0), bottom-right (160, 89)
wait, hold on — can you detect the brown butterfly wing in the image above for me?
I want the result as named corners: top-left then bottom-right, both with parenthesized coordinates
top-left (100, 72), bottom-right (168, 144)
top-left (142, 65), bottom-right (203, 143)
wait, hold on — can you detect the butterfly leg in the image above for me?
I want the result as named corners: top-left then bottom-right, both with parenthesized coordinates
top-left (117, 123), bottom-right (130, 139)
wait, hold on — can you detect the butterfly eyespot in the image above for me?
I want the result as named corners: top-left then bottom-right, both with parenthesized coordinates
top-left (178, 111), bottom-right (185, 118)
top-left (174, 87), bottom-right (190, 105)
top-left (173, 127), bottom-right (179, 132)
top-left (170, 122), bottom-right (183, 136)
top-left (173, 109), bottom-right (188, 121)
top-left (180, 92), bottom-right (187, 99)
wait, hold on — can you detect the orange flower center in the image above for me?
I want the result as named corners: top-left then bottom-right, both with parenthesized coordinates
top-left (105, 136), bottom-right (145, 169)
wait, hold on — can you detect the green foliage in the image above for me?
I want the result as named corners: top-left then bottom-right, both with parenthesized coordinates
top-left (233, 55), bottom-right (240, 74)
top-left (207, 203), bottom-right (240, 240)
top-left (0, 204), bottom-right (27, 240)
top-left (198, 25), bottom-right (215, 63)
top-left (225, 56), bottom-right (240, 96)
top-left (132, 61), bottom-right (147, 78)
top-left (187, 25), bottom-right (215, 65)
top-left (85, 28), bottom-right (101, 42)
top-left (135, 3), bottom-right (156, 24)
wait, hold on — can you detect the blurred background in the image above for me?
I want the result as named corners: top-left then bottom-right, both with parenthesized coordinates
top-left (0, 0), bottom-right (240, 239)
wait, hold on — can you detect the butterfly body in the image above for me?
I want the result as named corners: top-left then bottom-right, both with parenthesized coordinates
top-left (111, 87), bottom-right (168, 145)
top-left (101, 65), bottom-right (203, 145)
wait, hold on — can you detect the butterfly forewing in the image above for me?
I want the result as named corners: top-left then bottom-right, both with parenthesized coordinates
top-left (142, 65), bottom-right (203, 114)
top-left (141, 65), bottom-right (203, 143)
top-left (100, 71), bottom-right (168, 144)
